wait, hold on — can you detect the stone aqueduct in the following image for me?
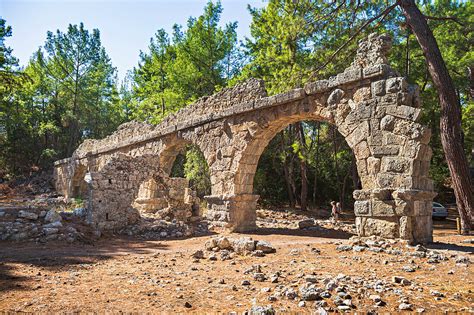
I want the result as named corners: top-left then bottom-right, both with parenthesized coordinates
top-left (54, 34), bottom-right (436, 244)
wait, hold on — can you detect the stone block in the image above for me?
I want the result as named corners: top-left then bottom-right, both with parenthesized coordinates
top-left (369, 145), bottom-right (399, 157)
top-left (386, 105), bottom-right (421, 121)
top-left (353, 87), bottom-right (371, 102)
top-left (353, 189), bottom-right (371, 200)
top-left (327, 89), bottom-right (345, 107)
top-left (376, 173), bottom-right (399, 188)
top-left (337, 67), bottom-right (362, 85)
top-left (383, 133), bottom-right (405, 146)
top-left (371, 200), bottom-right (396, 216)
top-left (362, 64), bottom-right (391, 79)
top-left (304, 80), bottom-right (329, 94)
top-left (356, 158), bottom-right (368, 176)
top-left (380, 115), bottom-right (395, 131)
top-left (346, 121), bottom-right (369, 147)
top-left (354, 200), bottom-right (371, 215)
top-left (386, 77), bottom-right (408, 93)
top-left (367, 157), bottom-right (381, 174)
top-left (354, 141), bottom-right (370, 159)
top-left (381, 157), bottom-right (411, 173)
top-left (371, 80), bottom-right (385, 97)
top-left (360, 217), bottom-right (399, 238)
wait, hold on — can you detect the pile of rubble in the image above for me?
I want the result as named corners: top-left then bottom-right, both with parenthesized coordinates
top-left (191, 236), bottom-right (276, 261)
top-left (118, 218), bottom-right (209, 240)
top-left (0, 207), bottom-right (86, 243)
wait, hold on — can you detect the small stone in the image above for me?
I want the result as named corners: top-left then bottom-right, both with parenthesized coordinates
top-left (392, 276), bottom-right (411, 286)
top-left (253, 273), bottom-right (266, 282)
top-left (241, 280), bottom-right (251, 286)
top-left (298, 219), bottom-right (315, 229)
top-left (18, 211), bottom-right (38, 220)
top-left (267, 296), bottom-right (277, 302)
top-left (248, 305), bottom-right (275, 315)
top-left (298, 301), bottom-right (306, 307)
top-left (191, 250), bottom-right (204, 259)
top-left (369, 294), bottom-right (381, 302)
top-left (208, 254), bottom-right (217, 261)
top-left (399, 303), bottom-right (412, 310)
top-left (337, 305), bottom-right (351, 311)
top-left (43, 227), bottom-right (59, 236)
top-left (43, 221), bottom-right (62, 228)
top-left (336, 245), bottom-right (352, 251)
top-left (305, 275), bottom-right (318, 284)
top-left (255, 240), bottom-right (276, 253)
top-left (251, 250), bottom-right (265, 257)
top-left (402, 265), bottom-right (416, 273)
top-left (285, 288), bottom-right (298, 300)
top-left (430, 290), bottom-right (444, 297)
top-left (204, 238), bottom-right (217, 251)
top-left (184, 301), bottom-right (192, 308)
top-left (353, 245), bottom-right (366, 252)
top-left (44, 209), bottom-right (61, 223)
top-left (216, 237), bottom-right (232, 250)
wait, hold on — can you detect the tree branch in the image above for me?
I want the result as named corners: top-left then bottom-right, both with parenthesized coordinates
top-left (312, 0), bottom-right (400, 74)
top-left (423, 15), bottom-right (464, 27)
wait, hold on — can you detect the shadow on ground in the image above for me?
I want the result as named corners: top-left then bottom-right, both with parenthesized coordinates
top-left (248, 226), bottom-right (354, 239)
top-left (0, 236), bottom-right (172, 293)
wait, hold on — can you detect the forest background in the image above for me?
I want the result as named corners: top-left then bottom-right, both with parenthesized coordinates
top-left (1, 0), bottom-right (472, 213)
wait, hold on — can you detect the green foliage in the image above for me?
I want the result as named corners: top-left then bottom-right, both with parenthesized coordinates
top-left (129, 0), bottom-right (239, 124)
top-left (184, 145), bottom-right (211, 198)
top-left (0, 20), bottom-right (124, 175)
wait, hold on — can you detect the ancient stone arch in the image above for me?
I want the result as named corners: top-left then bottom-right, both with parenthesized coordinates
top-left (54, 34), bottom-right (435, 243)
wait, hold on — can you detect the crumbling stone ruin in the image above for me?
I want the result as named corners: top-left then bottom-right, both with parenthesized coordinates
top-left (54, 33), bottom-right (436, 244)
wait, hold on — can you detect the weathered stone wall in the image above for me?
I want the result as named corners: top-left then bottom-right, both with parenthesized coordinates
top-left (85, 154), bottom-right (199, 230)
top-left (54, 33), bottom-right (436, 243)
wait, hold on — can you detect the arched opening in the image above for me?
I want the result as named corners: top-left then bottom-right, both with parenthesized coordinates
top-left (253, 120), bottom-right (361, 229)
top-left (133, 141), bottom-right (210, 222)
top-left (232, 111), bottom-right (364, 232)
top-left (70, 163), bottom-right (88, 199)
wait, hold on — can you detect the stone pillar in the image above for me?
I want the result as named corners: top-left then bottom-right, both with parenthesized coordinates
top-left (204, 193), bottom-right (259, 232)
top-left (354, 189), bottom-right (436, 244)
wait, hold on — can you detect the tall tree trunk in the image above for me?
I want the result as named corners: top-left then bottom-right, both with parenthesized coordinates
top-left (400, 0), bottom-right (473, 233)
top-left (332, 126), bottom-right (341, 203)
top-left (313, 122), bottom-right (321, 207)
top-left (296, 122), bottom-right (308, 211)
top-left (280, 133), bottom-right (295, 208)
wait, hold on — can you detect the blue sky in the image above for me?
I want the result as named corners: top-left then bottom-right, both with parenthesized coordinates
top-left (1, 0), bottom-right (266, 81)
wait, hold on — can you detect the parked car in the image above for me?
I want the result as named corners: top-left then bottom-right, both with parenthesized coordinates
top-left (432, 202), bottom-right (448, 219)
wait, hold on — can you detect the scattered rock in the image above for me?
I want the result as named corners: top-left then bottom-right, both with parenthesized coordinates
top-left (44, 209), bottom-right (62, 223)
top-left (255, 240), bottom-right (276, 253)
top-left (392, 276), bottom-right (411, 286)
top-left (248, 305), bottom-right (275, 315)
top-left (399, 303), bottom-right (412, 310)
top-left (336, 245), bottom-right (352, 251)
top-left (18, 210), bottom-right (38, 220)
top-left (191, 250), bottom-right (204, 259)
top-left (298, 219), bottom-right (315, 229)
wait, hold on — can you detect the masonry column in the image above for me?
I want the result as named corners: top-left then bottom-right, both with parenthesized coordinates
top-left (205, 194), bottom-right (259, 232)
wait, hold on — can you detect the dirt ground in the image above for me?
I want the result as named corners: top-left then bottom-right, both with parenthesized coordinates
top-left (0, 209), bottom-right (473, 313)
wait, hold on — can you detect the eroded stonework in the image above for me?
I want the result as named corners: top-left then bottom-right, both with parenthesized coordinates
top-left (54, 33), bottom-right (435, 244)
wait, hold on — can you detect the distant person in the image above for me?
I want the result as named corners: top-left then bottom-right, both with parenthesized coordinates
top-left (336, 202), bottom-right (342, 219)
top-left (331, 201), bottom-right (339, 223)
